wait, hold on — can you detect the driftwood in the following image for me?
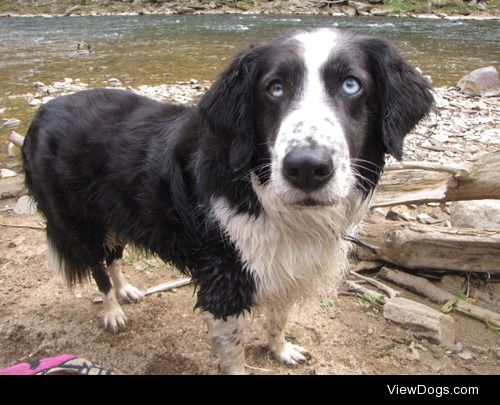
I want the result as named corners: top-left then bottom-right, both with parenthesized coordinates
top-left (357, 215), bottom-right (500, 273)
top-left (93, 277), bottom-right (192, 304)
top-left (378, 268), bottom-right (500, 329)
top-left (372, 151), bottom-right (500, 207)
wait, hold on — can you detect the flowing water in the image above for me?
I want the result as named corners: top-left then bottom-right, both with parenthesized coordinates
top-left (0, 14), bottom-right (499, 146)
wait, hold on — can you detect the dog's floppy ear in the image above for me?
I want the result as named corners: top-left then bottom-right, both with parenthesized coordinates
top-left (198, 45), bottom-right (264, 172)
top-left (362, 37), bottom-right (434, 160)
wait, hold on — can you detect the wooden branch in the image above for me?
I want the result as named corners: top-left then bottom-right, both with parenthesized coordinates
top-left (93, 277), bottom-right (192, 304)
top-left (143, 277), bottom-right (192, 295)
top-left (372, 151), bottom-right (500, 207)
top-left (357, 215), bottom-right (500, 273)
top-left (0, 221), bottom-right (45, 230)
top-left (349, 271), bottom-right (400, 298)
top-left (344, 280), bottom-right (387, 306)
top-left (378, 268), bottom-right (500, 329)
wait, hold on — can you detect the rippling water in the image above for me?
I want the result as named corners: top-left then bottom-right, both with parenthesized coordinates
top-left (0, 14), bottom-right (499, 145)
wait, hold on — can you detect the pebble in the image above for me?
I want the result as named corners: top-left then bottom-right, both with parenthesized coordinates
top-left (14, 195), bottom-right (37, 215)
top-left (0, 168), bottom-right (17, 178)
top-left (1, 118), bottom-right (21, 129)
top-left (457, 350), bottom-right (473, 360)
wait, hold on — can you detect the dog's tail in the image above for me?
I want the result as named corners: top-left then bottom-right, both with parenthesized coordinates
top-left (22, 107), bottom-right (93, 288)
top-left (46, 223), bottom-right (92, 287)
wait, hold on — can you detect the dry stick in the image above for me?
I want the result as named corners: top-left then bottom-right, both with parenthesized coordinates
top-left (378, 268), bottom-right (500, 329)
top-left (344, 280), bottom-right (387, 306)
top-left (0, 221), bottom-right (45, 230)
top-left (349, 271), bottom-right (400, 299)
top-left (93, 277), bottom-right (192, 304)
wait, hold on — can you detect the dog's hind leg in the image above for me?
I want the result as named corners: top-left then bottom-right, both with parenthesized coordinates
top-left (106, 246), bottom-right (144, 304)
top-left (266, 304), bottom-right (311, 367)
top-left (91, 262), bottom-right (127, 333)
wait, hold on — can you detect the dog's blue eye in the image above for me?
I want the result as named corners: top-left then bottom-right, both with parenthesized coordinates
top-left (267, 81), bottom-right (284, 98)
top-left (342, 78), bottom-right (361, 95)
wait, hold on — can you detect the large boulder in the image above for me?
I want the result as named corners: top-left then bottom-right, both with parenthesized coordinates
top-left (450, 200), bottom-right (500, 230)
top-left (457, 66), bottom-right (500, 97)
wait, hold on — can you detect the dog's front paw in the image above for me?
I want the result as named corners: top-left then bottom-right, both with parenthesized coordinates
top-left (117, 284), bottom-right (144, 304)
top-left (103, 306), bottom-right (127, 333)
top-left (272, 342), bottom-right (311, 367)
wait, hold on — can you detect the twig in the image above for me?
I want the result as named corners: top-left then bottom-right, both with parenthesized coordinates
top-left (93, 277), bottom-right (192, 304)
top-left (349, 271), bottom-right (400, 299)
top-left (378, 268), bottom-right (500, 329)
top-left (144, 277), bottom-right (192, 295)
top-left (244, 364), bottom-right (272, 373)
top-left (0, 221), bottom-right (45, 230)
top-left (344, 280), bottom-right (387, 307)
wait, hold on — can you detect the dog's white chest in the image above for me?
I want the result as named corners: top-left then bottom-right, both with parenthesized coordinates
top-left (211, 195), bottom-right (356, 306)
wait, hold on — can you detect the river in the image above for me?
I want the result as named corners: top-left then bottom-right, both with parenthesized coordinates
top-left (0, 14), bottom-right (499, 144)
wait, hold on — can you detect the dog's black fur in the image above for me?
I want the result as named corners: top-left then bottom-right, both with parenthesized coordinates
top-left (22, 30), bottom-right (433, 322)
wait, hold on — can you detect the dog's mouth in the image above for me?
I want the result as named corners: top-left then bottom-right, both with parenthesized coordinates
top-left (287, 196), bottom-right (339, 208)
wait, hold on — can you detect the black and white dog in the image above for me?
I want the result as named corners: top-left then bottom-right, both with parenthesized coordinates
top-left (22, 28), bottom-right (433, 374)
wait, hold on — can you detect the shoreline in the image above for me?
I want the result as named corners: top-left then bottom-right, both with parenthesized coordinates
top-left (0, 4), bottom-right (498, 21)
top-left (1, 11), bottom-right (498, 21)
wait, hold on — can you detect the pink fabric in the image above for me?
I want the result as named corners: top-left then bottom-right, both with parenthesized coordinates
top-left (0, 354), bottom-right (76, 375)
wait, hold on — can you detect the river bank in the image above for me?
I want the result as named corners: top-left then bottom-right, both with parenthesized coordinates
top-left (0, 0), bottom-right (498, 19)
top-left (1, 76), bottom-right (499, 375)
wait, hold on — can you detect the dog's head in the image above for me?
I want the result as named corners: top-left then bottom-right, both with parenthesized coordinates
top-left (199, 28), bottom-right (433, 208)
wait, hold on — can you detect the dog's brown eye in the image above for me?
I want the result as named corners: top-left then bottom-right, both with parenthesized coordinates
top-left (267, 81), bottom-right (284, 98)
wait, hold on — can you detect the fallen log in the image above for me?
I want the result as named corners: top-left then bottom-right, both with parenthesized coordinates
top-left (357, 215), bottom-right (500, 273)
top-left (372, 151), bottom-right (500, 207)
top-left (378, 268), bottom-right (500, 329)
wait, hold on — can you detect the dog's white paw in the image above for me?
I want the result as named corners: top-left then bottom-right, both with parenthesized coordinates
top-left (273, 342), bottom-right (311, 367)
top-left (117, 284), bottom-right (144, 304)
top-left (103, 306), bottom-right (127, 333)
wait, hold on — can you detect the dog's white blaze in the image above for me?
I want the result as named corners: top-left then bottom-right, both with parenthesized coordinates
top-left (273, 29), bottom-right (352, 204)
top-left (212, 180), bottom-right (367, 307)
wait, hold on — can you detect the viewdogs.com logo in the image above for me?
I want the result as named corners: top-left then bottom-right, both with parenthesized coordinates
top-left (387, 385), bottom-right (479, 398)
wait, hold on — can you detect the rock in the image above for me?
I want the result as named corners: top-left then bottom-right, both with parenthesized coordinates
top-left (0, 176), bottom-right (25, 200)
top-left (107, 77), bottom-right (122, 87)
top-left (176, 7), bottom-right (195, 14)
top-left (350, 1), bottom-right (372, 12)
top-left (7, 142), bottom-right (17, 158)
top-left (1, 169), bottom-right (17, 178)
top-left (383, 297), bottom-right (456, 348)
top-left (457, 66), bottom-right (500, 97)
top-left (1, 118), bottom-right (21, 129)
top-left (457, 350), bottom-right (473, 360)
top-left (29, 99), bottom-right (42, 107)
top-left (416, 213), bottom-right (439, 225)
top-left (14, 195), bottom-right (37, 215)
top-left (370, 7), bottom-right (392, 16)
top-left (450, 200), bottom-right (500, 230)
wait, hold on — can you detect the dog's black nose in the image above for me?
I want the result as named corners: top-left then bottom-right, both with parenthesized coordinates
top-left (283, 146), bottom-right (334, 192)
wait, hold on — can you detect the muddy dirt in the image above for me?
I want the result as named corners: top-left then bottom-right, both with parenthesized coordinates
top-left (0, 195), bottom-right (498, 375)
